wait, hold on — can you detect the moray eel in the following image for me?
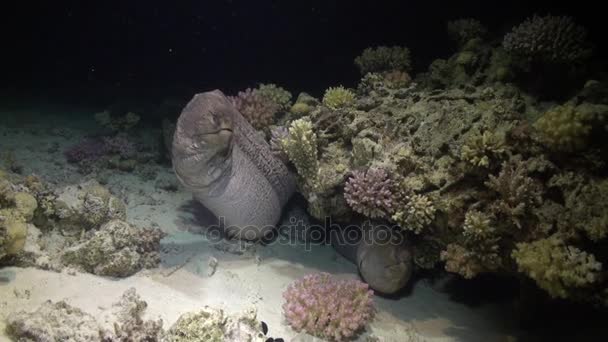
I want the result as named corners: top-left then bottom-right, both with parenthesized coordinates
top-left (330, 225), bottom-right (413, 295)
top-left (172, 90), bottom-right (296, 240)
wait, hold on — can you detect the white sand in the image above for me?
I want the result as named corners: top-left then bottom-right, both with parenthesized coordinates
top-left (0, 107), bottom-right (519, 341)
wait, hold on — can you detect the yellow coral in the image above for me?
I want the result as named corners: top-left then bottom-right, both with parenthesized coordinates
top-left (462, 210), bottom-right (494, 239)
top-left (281, 119), bottom-right (319, 192)
top-left (534, 105), bottom-right (593, 151)
top-left (513, 235), bottom-right (602, 299)
top-left (461, 130), bottom-right (506, 167)
top-left (392, 194), bottom-right (435, 234)
top-left (290, 102), bottom-right (312, 117)
top-left (322, 86), bottom-right (355, 110)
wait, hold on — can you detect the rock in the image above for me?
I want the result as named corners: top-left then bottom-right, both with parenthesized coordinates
top-left (61, 219), bottom-right (165, 277)
top-left (6, 300), bottom-right (101, 342)
top-left (166, 307), bottom-right (266, 342)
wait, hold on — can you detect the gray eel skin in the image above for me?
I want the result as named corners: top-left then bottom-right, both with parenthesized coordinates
top-left (330, 225), bottom-right (413, 295)
top-left (172, 90), bottom-right (296, 240)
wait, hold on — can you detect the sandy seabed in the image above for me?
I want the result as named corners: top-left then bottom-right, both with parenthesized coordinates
top-left (0, 107), bottom-right (519, 341)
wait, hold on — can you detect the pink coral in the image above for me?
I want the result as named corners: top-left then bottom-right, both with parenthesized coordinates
top-left (229, 88), bottom-right (280, 130)
top-left (282, 273), bottom-right (374, 341)
top-left (344, 168), bottom-right (394, 218)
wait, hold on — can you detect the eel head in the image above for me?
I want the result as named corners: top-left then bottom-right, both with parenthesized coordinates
top-left (172, 90), bottom-right (235, 191)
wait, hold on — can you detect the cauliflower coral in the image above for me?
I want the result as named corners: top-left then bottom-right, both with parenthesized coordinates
top-left (344, 168), bottom-right (393, 219)
top-left (513, 235), bottom-right (602, 299)
top-left (229, 88), bottom-right (280, 130)
top-left (282, 273), bottom-right (374, 341)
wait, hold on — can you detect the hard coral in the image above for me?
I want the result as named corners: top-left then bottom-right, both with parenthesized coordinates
top-left (392, 194), bottom-right (436, 234)
top-left (354, 46), bottom-right (411, 75)
top-left (257, 83), bottom-right (293, 111)
top-left (534, 104), bottom-right (593, 151)
top-left (322, 86), bottom-right (356, 110)
top-left (344, 168), bottom-right (393, 219)
top-left (229, 88), bottom-right (280, 130)
top-left (513, 235), bottom-right (602, 299)
top-left (503, 15), bottom-right (592, 64)
top-left (282, 273), bottom-right (374, 342)
top-left (281, 119), bottom-right (319, 191)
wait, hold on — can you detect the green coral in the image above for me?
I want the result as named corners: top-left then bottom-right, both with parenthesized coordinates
top-left (513, 235), bottom-right (602, 299)
top-left (354, 46), bottom-right (411, 74)
top-left (290, 102), bottom-right (313, 117)
top-left (322, 86), bottom-right (355, 110)
top-left (462, 210), bottom-right (495, 239)
top-left (0, 180), bottom-right (37, 259)
top-left (534, 105), bottom-right (593, 151)
top-left (281, 119), bottom-right (320, 192)
top-left (392, 194), bottom-right (436, 234)
top-left (460, 130), bottom-right (507, 168)
top-left (257, 83), bottom-right (293, 111)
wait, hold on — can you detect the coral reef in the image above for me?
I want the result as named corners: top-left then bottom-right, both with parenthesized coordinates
top-left (61, 219), bottom-right (165, 277)
top-left (269, 20), bottom-right (608, 305)
top-left (282, 273), bottom-right (374, 341)
top-left (229, 88), bottom-right (280, 130)
top-left (503, 15), bottom-right (592, 64)
top-left (166, 307), bottom-right (265, 342)
top-left (354, 46), bottom-right (411, 74)
top-left (322, 86), bottom-right (356, 110)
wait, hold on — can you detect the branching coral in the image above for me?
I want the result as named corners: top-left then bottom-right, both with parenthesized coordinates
top-left (269, 126), bottom-right (290, 164)
top-left (344, 168), bottom-right (393, 219)
top-left (322, 86), bottom-right (355, 110)
top-left (257, 83), bottom-right (293, 111)
top-left (229, 88), bottom-right (280, 130)
top-left (460, 130), bottom-right (507, 168)
top-left (534, 105), bottom-right (594, 151)
top-left (462, 209), bottom-right (495, 239)
top-left (354, 46), bottom-right (411, 74)
top-left (441, 240), bottom-right (501, 279)
top-left (513, 235), bottom-right (602, 299)
top-left (503, 15), bottom-right (592, 64)
top-left (282, 273), bottom-right (374, 342)
top-left (281, 119), bottom-right (319, 191)
top-left (485, 158), bottom-right (543, 228)
top-left (392, 194), bottom-right (435, 234)
top-left (447, 18), bottom-right (488, 46)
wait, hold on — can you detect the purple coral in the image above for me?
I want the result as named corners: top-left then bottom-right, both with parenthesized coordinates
top-left (344, 168), bottom-right (394, 218)
top-left (103, 135), bottom-right (137, 159)
top-left (229, 88), bottom-right (280, 130)
top-left (283, 273), bottom-right (374, 341)
top-left (64, 137), bottom-right (108, 164)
